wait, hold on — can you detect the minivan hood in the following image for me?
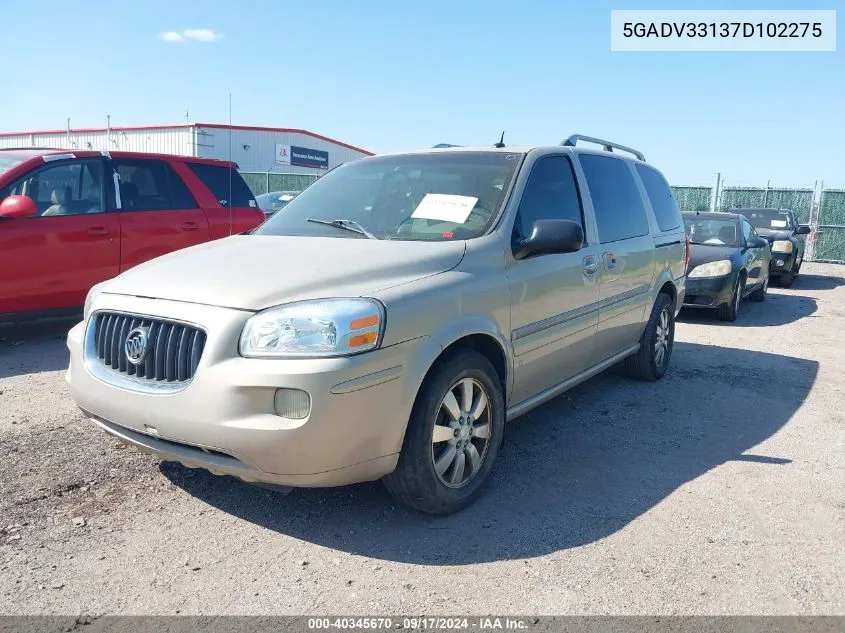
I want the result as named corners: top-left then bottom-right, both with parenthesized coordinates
top-left (104, 235), bottom-right (466, 311)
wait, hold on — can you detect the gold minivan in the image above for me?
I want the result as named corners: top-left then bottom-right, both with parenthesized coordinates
top-left (67, 135), bottom-right (688, 514)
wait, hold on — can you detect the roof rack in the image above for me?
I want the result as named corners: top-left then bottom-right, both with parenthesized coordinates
top-left (561, 135), bottom-right (645, 162)
top-left (431, 143), bottom-right (463, 148)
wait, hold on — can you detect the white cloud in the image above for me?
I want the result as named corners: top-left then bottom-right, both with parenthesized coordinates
top-left (182, 29), bottom-right (222, 42)
top-left (159, 31), bottom-right (185, 43)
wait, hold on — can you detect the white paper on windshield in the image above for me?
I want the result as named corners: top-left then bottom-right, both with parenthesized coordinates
top-left (411, 194), bottom-right (478, 223)
top-left (771, 219), bottom-right (788, 228)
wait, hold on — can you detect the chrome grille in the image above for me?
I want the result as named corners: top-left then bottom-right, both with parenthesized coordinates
top-left (92, 312), bottom-right (206, 383)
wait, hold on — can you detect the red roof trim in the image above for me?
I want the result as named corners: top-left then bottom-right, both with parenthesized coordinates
top-left (0, 123), bottom-right (374, 156)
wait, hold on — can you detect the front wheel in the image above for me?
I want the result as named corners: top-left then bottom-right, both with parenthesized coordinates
top-left (718, 275), bottom-right (744, 321)
top-left (383, 350), bottom-right (505, 515)
top-left (750, 274), bottom-right (768, 302)
top-left (624, 292), bottom-right (675, 382)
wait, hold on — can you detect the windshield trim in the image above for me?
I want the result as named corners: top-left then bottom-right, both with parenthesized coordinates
top-left (253, 151), bottom-right (526, 242)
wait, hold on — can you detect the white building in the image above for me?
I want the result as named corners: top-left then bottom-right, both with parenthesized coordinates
top-left (0, 123), bottom-right (373, 175)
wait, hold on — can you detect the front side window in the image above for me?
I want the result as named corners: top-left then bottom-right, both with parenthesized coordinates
top-left (684, 217), bottom-right (740, 248)
top-left (7, 160), bottom-right (104, 216)
top-left (636, 164), bottom-right (681, 232)
top-left (742, 220), bottom-right (754, 243)
top-left (256, 151), bottom-right (523, 241)
top-left (579, 154), bottom-right (650, 244)
top-left (112, 159), bottom-right (197, 212)
top-left (513, 155), bottom-right (583, 243)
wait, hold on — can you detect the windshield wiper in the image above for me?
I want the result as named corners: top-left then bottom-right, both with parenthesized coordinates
top-left (307, 218), bottom-right (378, 239)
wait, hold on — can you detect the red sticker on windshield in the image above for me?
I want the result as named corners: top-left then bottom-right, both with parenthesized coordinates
top-left (442, 231), bottom-right (454, 239)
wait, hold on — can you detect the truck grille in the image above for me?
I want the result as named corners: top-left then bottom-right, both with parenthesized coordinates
top-left (92, 312), bottom-right (206, 383)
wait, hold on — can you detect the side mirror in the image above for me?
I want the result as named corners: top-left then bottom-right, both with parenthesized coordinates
top-left (0, 195), bottom-right (38, 220)
top-left (750, 237), bottom-right (768, 249)
top-left (513, 219), bottom-right (583, 260)
top-left (796, 224), bottom-right (811, 235)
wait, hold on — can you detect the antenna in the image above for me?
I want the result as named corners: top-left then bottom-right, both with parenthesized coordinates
top-left (228, 93), bottom-right (233, 237)
top-left (493, 131), bottom-right (505, 148)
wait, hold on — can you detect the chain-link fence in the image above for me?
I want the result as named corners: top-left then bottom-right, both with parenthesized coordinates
top-left (240, 172), bottom-right (320, 196)
top-left (670, 182), bottom-right (841, 263)
top-left (813, 189), bottom-right (845, 262)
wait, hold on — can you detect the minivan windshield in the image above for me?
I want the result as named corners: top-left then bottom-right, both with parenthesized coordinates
top-left (255, 151), bottom-right (522, 241)
top-left (741, 208), bottom-right (794, 231)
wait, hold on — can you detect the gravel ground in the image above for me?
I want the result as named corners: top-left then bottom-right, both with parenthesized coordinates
top-left (1, 262), bottom-right (843, 615)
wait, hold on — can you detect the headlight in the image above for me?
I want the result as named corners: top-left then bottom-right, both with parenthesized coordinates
top-left (83, 282), bottom-right (109, 321)
top-left (688, 260), bottom-right (733, 279)
top-left (239, 298), bottom-right (385, 358)
top-left (771, 240), bottom-right (793, 253)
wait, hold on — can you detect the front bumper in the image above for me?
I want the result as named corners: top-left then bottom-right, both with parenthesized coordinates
top-left (682, 274), bottom-right (735, 309)
top-left (769, 251), bottom-right (796, 273)
top-left (66, 295), bottom-right (424, 488)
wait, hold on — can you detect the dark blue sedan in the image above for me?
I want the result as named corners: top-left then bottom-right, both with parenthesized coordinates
top-left (681, 212), bottom-right (772, 321)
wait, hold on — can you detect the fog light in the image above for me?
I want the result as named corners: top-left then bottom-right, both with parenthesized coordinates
top-left (274, 389), bottom-right (311, 419)
top-left (776, 259), bottom-right (785, 267)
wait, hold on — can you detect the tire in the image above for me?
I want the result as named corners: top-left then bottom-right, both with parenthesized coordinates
top-left (780, 270), bottom-right (794, 288)
top-left (750, 274), bottom-right (768, 302)
top-left (718, 275), bottom-right (745, 321)
top-left (383, 349), bottom-right (505, 515)
top-left (624, 292), bottom-right (674, 382)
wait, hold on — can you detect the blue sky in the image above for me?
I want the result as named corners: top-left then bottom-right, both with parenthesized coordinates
top-left (2, 0), bottom-right (843, 186)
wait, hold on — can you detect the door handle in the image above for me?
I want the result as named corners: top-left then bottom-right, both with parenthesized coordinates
top-left (582, 255), bottom-right (599, 276)
top-left (181, 221), bottom-right (200, 231)
top-left (87, 226), bottom-right (109, 237)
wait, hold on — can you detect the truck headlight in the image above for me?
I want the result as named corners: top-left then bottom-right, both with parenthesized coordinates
top-left (771, 240), bottom-right (793, 253)
top-left (239, 298), bottom-right (385, 358)
top-left (83, 282), bottom-right (109, 321)
top-left (688, 260), bottom-right (733, 279)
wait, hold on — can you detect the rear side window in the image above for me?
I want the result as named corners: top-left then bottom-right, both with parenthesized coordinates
top-left (636, 164), bottom-right (681, 232)
top-left (113, 159), bottom-right (198, 211)
top-left (513, 155), bottom-right (583, 242)
top-left (579, 154), bottom-right (649, 244)
top-left (187, 163), bottom-right (256, 208)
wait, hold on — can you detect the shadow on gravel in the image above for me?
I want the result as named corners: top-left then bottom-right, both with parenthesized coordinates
top-left (0, 319), bottom-right (76, 379)
top-left (790, 273), bottom-right (845, 291)
top-left (163, 342), bottom-right (817, 565)
top-left (679, 293), bottom-right (817, 327)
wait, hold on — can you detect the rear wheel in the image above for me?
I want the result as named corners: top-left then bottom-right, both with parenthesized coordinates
top-left (750, 274), bottom-right (768, 302)
top-left (383, 350), bottom-right (505, 515)
top-left (718, 275), bottom-right (744, 321)
top-left (624, 292), bottom-right (674, 382)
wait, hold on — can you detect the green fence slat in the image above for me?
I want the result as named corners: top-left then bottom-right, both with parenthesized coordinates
top-left (819, 190), bottom-right (845, 226)
top-left (671, 187), bottom-right (711, 212)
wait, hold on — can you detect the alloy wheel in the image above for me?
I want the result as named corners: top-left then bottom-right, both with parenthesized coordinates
top-left (431, 378), bottom-right (492, 488)
top-left (654, 306), bottom-right (672, 367)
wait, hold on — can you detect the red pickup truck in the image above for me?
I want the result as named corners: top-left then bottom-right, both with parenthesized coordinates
top-left (0, 149), bottom-right (265, 321)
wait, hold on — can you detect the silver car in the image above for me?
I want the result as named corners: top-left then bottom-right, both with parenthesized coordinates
top-left (66, 135), bottom-right (687, 514)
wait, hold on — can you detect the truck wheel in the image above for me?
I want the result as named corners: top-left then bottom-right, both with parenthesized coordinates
top-left (750, 275), bottom-right (768, 302)
top-left (383, 350), bottom-right (505, 515)
top-left (718, 276), bottom-right (744, 321)
top-left (780, 270), bottom-right (794, 288)
top-left (624, 292), bottom-right (674, 382)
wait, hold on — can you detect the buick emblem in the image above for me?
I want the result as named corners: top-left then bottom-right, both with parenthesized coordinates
top-left (124, 327), bottom-right (149, 365)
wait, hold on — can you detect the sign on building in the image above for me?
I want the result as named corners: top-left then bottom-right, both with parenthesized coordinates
top-left (275, 144), bottom-right (329, 170)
